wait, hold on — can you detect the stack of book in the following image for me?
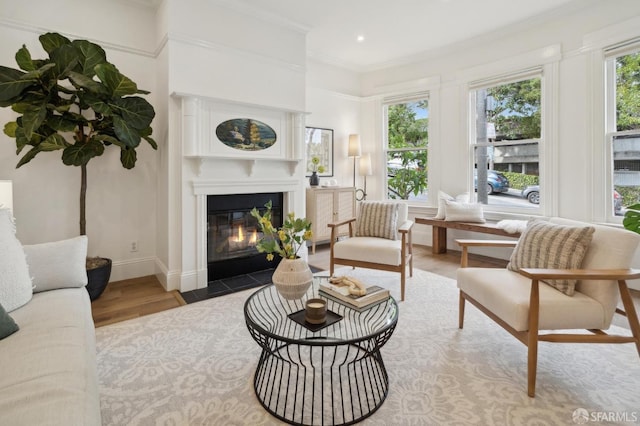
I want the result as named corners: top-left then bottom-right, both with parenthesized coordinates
top-left (318, 279), bottom-right (390, 311)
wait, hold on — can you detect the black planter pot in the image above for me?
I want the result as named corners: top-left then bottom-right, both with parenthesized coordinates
top-left (86, 258), bottom-right (112, 301)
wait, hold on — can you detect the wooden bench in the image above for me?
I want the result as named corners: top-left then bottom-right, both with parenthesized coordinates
top-left (415, 217), bottom-right (521, 254)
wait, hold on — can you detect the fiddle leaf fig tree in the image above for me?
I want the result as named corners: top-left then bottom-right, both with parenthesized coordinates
top-left (0, 32), bottom-right (156, 235)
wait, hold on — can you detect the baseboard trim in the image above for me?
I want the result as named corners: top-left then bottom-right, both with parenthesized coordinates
top-left (110, 257), bottom-right (156, 283)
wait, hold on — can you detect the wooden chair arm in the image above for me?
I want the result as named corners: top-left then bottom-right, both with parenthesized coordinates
top-left (518, 268), bottom-right (640, 281)
top-left (327, 218), bottom-right (356, 228)
top-left (456, 239), bottom-right (517, 268)
top-left (398, 220), bottom-right (414, 234)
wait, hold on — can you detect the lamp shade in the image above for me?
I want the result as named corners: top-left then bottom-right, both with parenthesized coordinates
top-left (0, 180), bottom-right (13, 212)
top-left (348, 134), bottom-right (361, 157)
top-left (359, 153), bottom-right (373, 176)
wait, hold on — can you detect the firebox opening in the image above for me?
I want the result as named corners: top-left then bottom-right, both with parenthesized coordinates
top-left (207, 192), bottom-right (283, 281)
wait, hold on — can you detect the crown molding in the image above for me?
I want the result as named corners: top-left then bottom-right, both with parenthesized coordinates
top-left (0, 17), bottom-right (156, 58)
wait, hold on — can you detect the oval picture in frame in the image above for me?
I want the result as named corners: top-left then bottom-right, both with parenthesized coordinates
top-left (215, 118), bottom-right (277, 151)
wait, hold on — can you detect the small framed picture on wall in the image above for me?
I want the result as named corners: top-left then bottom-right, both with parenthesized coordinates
top-left (305, 127), bottom-right (333, 177)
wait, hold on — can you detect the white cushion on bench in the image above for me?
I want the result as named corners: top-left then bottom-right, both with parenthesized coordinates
top-left (457, 268), bottom-right (605, 331)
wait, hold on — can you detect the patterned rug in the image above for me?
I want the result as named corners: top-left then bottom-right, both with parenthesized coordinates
top-left (96, 268), bottom-right (640, 425)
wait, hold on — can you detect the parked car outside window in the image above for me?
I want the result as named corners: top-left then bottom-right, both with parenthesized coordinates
top-left (522, 185), bottom-right (623, 215)
top-left (521, 185), bottom-right (540, 204)
top-left (474, 169), bottom-right (510, 194)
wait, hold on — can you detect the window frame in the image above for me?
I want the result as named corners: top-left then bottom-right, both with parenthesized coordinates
top-left (604, 44), bottom-right (640, 223)
top-left (467, 66), bottom-right (554, 217)
top-left (382, 93), bottom-right (430, 203)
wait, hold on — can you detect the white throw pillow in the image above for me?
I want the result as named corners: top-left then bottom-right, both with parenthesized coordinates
top-left (443, 200), bottom-right (486, 223)
top-left (434, 191), bottom-right (469, 219)
top-left (0, 209), bottom-right (33, 312)
top-left (24, 236), bottom-right (88, 293)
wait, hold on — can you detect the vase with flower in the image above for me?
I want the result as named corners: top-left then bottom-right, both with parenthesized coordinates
top-left (250, 201), bottom-right (314, 299)
top-left (308, 156), bottom-right (325, 187)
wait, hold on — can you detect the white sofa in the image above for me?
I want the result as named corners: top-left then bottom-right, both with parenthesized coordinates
top-left (0, 209), bottom-right (101, 425)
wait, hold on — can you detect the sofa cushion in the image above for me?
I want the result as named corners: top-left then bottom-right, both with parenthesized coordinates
top-left (0, 208), bottom-right (32, 312)
top-left (549, 217), bottom-right (640, 327)
top-left (0, 288), bottom-right (101, 425)
top-left (0, 302), bottom-right (19, 340)
top-left (507, 220), bottom-right (594, 296)
top-left (24, 236), bottom-right (88, 293)
top-left (356, 201), bottom-right (398, 240)
top-left (457, 268), bottom-right (606, 331)
top-left (334, 236), bottom-right (402, 266)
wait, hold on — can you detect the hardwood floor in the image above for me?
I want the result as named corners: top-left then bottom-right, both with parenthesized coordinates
top-left (91, 243), bottom-right (639, 330)
top-left (91, 275), bottom-right (186, 327)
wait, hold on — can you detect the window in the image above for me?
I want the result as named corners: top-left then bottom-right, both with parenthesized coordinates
top-left (469, 73), bottom-right (542, 211)
top-left (383, 97), bottom-right (429, 201)
top-left (606, 48), bottom-right (640, 218)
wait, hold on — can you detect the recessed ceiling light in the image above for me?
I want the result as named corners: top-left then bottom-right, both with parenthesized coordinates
top-left (357, 35), bottom-right (365, 42)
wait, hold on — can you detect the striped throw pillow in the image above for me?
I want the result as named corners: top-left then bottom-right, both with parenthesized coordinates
top-left (507, 220), bottom-right (595, 296)
top-left (356, 202), bottom-right (399, 240)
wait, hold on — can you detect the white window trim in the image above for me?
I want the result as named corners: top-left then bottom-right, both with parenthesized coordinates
top-left (465, 63), bottom-right (558, 218)
top-left (585, 16), bottom-right (640, 224)
top-left (602, 44), bottom-right (640, 223)
top-left (382, 94), bottom-right (431, 203)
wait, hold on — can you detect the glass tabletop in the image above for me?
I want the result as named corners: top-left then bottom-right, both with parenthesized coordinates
top-left (244, 276), bottom-right (398, 346)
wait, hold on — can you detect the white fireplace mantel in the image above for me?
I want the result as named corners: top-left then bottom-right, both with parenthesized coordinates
top-left (185, 155), bottom-right (301, 177)
top-left (176, 94), bottom-right (308, 292)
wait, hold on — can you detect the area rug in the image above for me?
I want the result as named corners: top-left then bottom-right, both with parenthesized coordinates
top-left (96, 268), bottom-right (640, 425)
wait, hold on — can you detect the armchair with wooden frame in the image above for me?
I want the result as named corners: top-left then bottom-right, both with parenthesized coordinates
top-left (456, 217), bottom-right (640, 397)
top-left (328, 201), bottom-right (413, 301)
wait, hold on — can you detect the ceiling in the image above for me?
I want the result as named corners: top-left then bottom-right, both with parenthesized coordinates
top-left (234, 0), bottom-right (582, 71)
top-left (135, 0), bottom-right (584, 71)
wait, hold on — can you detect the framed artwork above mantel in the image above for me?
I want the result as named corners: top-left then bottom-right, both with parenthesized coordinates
top-left (305, 127), bottom-right (334, 177)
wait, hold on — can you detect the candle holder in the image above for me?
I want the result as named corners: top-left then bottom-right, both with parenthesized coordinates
top-left (305, 298), bottom-right (327, 324)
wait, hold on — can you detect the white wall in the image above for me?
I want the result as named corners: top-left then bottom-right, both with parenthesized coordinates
top-left (0, 0), bottom-right (159, 282)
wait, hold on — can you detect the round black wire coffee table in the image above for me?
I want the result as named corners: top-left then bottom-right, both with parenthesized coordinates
top-left (244, 278), bottom-right (398, 426)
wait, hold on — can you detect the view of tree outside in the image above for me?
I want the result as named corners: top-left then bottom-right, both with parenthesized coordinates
top-left (385, 100), bottom-right (428, 200)
top-left (486, 79), bottom-right (541, 139)
top-left (616, 52), bottom-right (640, 132)
top-left (471, 76), bottom-right (541, 209)
top-left (612, 50), bottom-right (640, 215)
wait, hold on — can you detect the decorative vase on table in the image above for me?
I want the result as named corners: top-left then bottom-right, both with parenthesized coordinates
top-left (309, 172), bottom-right (320, 187)
top-left (271, 257), bottom-right (313, 300)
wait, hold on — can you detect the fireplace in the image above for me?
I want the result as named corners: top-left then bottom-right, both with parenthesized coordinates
top-left (171, 95), bottom-right (306, 293)
top-left (207, 192), bottom-right (283, 281)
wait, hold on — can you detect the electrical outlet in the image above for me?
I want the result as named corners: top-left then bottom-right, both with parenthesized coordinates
top-left (130, 241), bottom-right (138, 252)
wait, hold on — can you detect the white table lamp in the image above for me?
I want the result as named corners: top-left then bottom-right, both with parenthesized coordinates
top-left (348, 134), bottom-right (361, 187)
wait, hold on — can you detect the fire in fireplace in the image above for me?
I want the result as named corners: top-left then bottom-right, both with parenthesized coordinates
top-left (207, 192), bottom-right (283, 281)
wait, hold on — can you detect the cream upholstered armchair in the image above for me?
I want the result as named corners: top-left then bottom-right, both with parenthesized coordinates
top-left (328, 201), bottom-right (413, 301)
top-left (456, 217), bottom-right (640, 397)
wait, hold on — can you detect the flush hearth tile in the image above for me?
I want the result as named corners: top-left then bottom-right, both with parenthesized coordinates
top-left (248, 268), bottom-right (275, 285)
top-left (220, 274), bottom-right (260, 290)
